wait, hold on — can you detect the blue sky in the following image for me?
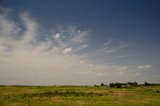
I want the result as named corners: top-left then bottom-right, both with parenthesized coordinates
top-left (0, 0), bottom-right (160, 85)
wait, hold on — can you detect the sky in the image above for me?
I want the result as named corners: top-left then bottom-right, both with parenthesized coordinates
top-left (0, 0), bottom-right (160, 85)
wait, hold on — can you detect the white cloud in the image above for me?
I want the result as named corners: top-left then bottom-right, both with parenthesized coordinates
top-left (54, 33), bottom-right (61, 40)
top-left (74, 44), bottom-right (88, 53)
top-left (0, 7), bottom-right (144, 85)
top-left (117, 66), bottom-right (128, 71)
top-left (20, 12), bottom-right (38, 44)
top-left (104, 43), bottom-right (128, 54)
top-left (62, 47), bottom-right (73, 54)
top-left (92, 40), bottom-right (128, 61)
top-left (70, 27), bottom-right (89, 43)
top-left (78, 29), bottom-right (81, 33)
top-left (0, 8), bottom-right (20, 38)
top-left (137, 65), bottom-right (152, 70)
top-left (104, 38), bottom-right (112, 46)
top-left (81, 44), bottom-right (88, 48)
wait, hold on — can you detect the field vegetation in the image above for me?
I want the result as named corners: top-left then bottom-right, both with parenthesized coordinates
top-left (0, 83), bottom-right (160, 106)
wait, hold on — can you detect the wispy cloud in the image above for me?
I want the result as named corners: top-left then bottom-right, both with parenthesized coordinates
top-left (0, 7), bottom-right (133, 85)
top-left (71, 31), bottom-right (89, 43)
top-left (87, 38), bottom-right (129, 64)
top-left (104, 38), bottom-right (113, 46)
top-left (54, 33), bottom-right (61, 40)
top-left (117, 66), bottom-right (128, 71)
top-left (95, 39), bottom-right (128, 55)
top-left (62, 47), bottom-right (73, 54)
top-left (137, 65), bottom-right (152, 70)
top-left (104, 43), bottom-right (128, 54)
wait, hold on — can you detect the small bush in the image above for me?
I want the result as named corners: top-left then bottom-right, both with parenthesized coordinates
top-left (115, 83), bottom-right (122, 88)
top-left (101, 83), bottom-right (105, 86)
top-left (109, 83), bottom-right (115, 88)
top-left (144, 82), bottom-right (150, 86)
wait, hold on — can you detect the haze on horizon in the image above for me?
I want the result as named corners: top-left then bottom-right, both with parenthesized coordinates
top-left (0, 0), bottom-right (160, 85)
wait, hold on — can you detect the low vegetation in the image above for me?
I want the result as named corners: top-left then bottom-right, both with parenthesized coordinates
top-left (0, 83), bottom-right (160, 106)
top-left (98, 82), bottom-right (160, 88)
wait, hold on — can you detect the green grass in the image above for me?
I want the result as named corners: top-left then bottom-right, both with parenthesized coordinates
top-left (0, 85), bottom-right (160, 106)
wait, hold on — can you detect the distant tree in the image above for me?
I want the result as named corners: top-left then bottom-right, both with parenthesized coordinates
top-left (109, 83), bottom-right (115, 88)
top-left (128, 82), bottom-right (134, 86)
top-left (94, 85), bottom-right (99, 88)
top-left (121, 83), bottom-right (127, 88)
top-left (144, 82), bottom-right (150, 86)
top-left (115, 83), bottom-right (122, 88)
top-left (101, 83), bottom-right (105, 86)
top-left (134, 82), bottom-right (138, 86)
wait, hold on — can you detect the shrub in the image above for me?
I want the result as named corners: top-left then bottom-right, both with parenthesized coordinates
top-left (101, 83), bottom-right (105, 86)
top-left (109, 83), bottom-right (115, 88)
top-left (115, 83), bottom-right (122, 88)
top-left (128, 82), bottom-right (134, 86)
top-left (134, 82), bottom-right (138, 86)
top-left (144, 82), bottom-right (150, 86)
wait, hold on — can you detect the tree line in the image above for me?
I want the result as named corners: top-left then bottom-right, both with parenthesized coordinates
top-left (95, 82), bottom-right (160, 88)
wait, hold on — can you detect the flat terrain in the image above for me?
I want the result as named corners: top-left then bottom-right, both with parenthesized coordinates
top-left (0, 85), bottom-right (160, 106)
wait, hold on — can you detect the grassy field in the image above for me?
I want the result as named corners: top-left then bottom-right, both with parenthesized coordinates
top-left (0, 85), bottom-right (160, 106)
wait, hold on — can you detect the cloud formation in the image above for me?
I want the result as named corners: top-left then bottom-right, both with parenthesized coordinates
top-left (1, 7), bottom-right (155, 85)
top-left (54, 33), bottom-right (61, 40)
top-left (62, 47), bottom-right (73, 54)
top-left (137, 65), bottom-right (152, 70)
top-left (0, 8), bottom-right (95, 85)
